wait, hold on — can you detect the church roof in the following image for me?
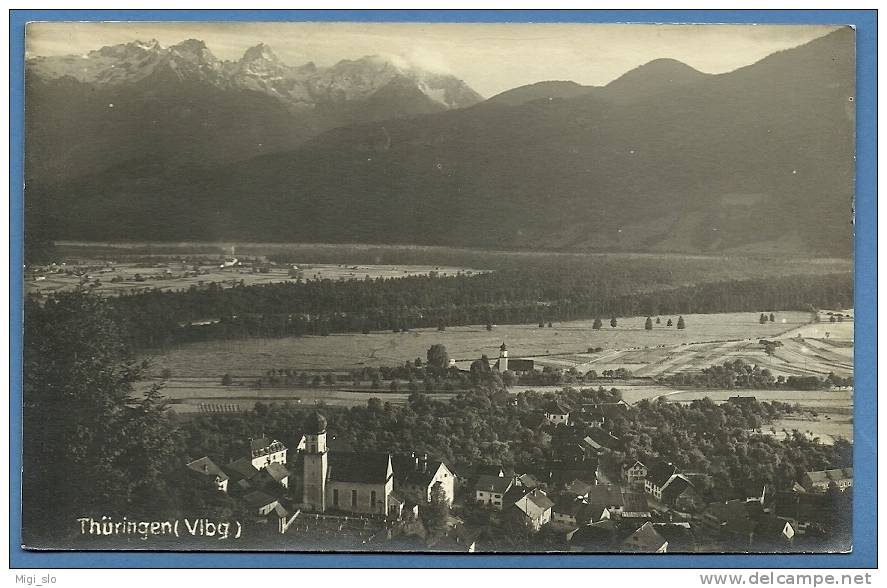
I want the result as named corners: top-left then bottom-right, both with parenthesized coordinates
top-left (327, 452), bottom-right (391, 484)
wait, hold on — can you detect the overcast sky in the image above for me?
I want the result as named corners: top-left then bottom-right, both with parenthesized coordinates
top-left (26, 22), bottom-right (841, 97)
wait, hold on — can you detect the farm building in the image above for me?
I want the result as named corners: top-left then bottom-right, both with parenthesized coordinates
top-left (801, 468), bottom-right (853, 492)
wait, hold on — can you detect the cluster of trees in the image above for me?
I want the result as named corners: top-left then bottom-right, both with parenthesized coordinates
top-left (35, 263), bottom-right (852, 351)
top-left (661, 359), bottom-right (853, 390)
top-left (610, 397), bottom-right (852, 501)
top-left (178, 378), bottom-right (850, 505)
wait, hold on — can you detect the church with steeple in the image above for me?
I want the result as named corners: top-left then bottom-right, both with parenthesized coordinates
top-left (493, 342), bottom-right (534, 373)
top-left (297, 411), bottom-right (455, 519)
top-left (299, 411), bottom-right (398, 517)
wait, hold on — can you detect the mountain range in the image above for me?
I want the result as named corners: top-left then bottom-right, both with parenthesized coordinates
top-left (25, 29), bottom-right (855, 257)
top-left (25, 39), bottom-right (482, 182)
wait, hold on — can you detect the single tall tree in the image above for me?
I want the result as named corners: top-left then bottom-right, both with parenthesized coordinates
top-left (426, 344), bottom-right (450, 376)
top-left (677, 316), bottom-right (686, 330)
top-left (645, 317), bottom-right (653, 330)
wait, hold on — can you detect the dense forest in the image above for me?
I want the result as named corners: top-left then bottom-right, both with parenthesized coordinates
top-left (36, 263), bottom-right (853, 351)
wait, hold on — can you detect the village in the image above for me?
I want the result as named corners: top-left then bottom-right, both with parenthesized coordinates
top-left (182, 342), bottom-right (853, 553)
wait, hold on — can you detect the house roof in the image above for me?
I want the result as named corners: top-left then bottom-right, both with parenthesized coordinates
top-left (588, 485), bottom-right (624, 507)
top-left (512, 489), bottom-right (554, 518)
top-left (622, 492), bottom-right (650, 514)
top-left (565, 479), bottom-right (593, 497)
top-left (577, 503), bottom-right (610, 525)
top-left (546, 460), bottom-right (598, 486)
top-left (553, 497), bottom-right (585, 518)
top-left (646, 460), bottom-right (678, 487)
top-left (474, 464), bottom-right (505, 478)
top-left (583, 402), bottom-right (630, 421)
top-left (392, 455), bottom-right (450, 488)
top-left (623, 459), bottom-right (647, 472)
top-left (517, 473), bottom-right (541, 489)
top-left (774, 492), bottom-right (828, 523)
top-left (544, 400), bottom-right (570, 415)
top-left (755, 517), bottom-right (795, 541)
top-left (476, 474), bottom-right (513, 494)
top-left (804, 468), bottom-right (853, 484)
top-left (249, 436), bottom-right (271, 452)
top-left (621, 521), bottom-right (667, 552)
top-left (264, 462), bottom-right (290, 482)
top-left (223, 457), bottom-right (260, 482)
top-left (653, 523), bottom-right (694, 551)
top-left (583, 428), bottom-right (621, 451)
top-left (328, 452), bottom-right (391, 484)
top-left (186, 456), bottom-right (229, 482)
top-left (704, 499), bottom-right (762, 527)
top-left (525, 490), bottom-right (555, 511)
top-left (243, 490), bottom-right (278, 509)
top-left (582, 436), bottom-right (604, 452)
top-left (661, 475), bottom-right (694, 505)
top-left (569, 520), bottom-right (617, 547)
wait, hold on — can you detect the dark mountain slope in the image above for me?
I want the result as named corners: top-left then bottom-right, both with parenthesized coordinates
top-left (29, 28), bottom-right (854, 257)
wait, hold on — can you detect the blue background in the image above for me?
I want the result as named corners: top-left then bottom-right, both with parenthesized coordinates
top-left (8, 9), bottom-right (878, 569)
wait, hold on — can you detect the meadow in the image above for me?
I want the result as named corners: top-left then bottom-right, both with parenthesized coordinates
top-left (145, 310), bottom-right (819, 378)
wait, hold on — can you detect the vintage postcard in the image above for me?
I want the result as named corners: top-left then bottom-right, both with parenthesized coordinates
top-left (20, 20), bottom-right (856, 555)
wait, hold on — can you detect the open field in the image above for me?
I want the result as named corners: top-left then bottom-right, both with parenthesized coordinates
top-left (146, 308), bottom-right (853, 443)
top-left (31, 241), bottom-right (851, 298)
top-left (146, 310), bottom-right (847, 378)
top-left (154, 378), bottom-right (456, 415)
top-left (26, 259), bottom-right (484, 296)
top-left (761, 414), bottom-right (853, 444)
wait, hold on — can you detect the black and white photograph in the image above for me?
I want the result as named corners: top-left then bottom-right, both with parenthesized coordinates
top-left (21, 20), bottom-right (855, 554)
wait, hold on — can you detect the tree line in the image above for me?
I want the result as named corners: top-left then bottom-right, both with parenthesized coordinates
top-left (35, 265), bottom-right (853, 350)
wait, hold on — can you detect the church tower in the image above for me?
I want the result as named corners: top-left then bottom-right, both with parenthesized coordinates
top-left (498, 342), bottom-right (508, 372)
top-left (302, 411), bottom-right (328, 512)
